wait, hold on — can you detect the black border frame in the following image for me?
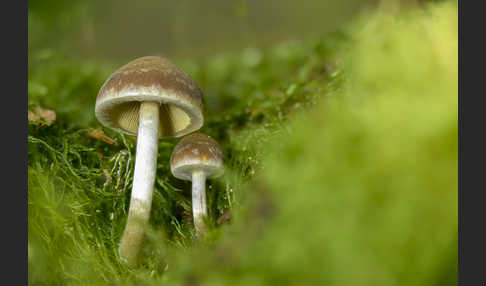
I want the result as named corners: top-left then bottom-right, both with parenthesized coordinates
top-left (458, 0), bottom-right (484, 285)
top-left (3, 0), bottom-right (28, 284)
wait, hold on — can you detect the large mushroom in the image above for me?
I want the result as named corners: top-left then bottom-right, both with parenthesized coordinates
top-left (95, 56), bottom-right (204, 267)
top-left (170, 132), bottom-right (224, 236)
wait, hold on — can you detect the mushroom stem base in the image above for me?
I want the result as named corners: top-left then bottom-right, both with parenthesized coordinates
top-left (118, 199), bottom-right (150, 267)
top-left (119, 101), bottom-right (160, 267)
top-left (192, 170), bottom-right (208, 236)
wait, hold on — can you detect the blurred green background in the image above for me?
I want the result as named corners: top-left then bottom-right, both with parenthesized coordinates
top-left (28, 0), bottom-right (457, 285)
top-left (29, 0), bottom-right (378, 60)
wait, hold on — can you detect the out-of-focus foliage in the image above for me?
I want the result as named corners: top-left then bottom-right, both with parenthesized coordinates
top-left (164, 2), bottom-right (458, 285)
top-left (28, 1), bottom-right (457, 285)
top-left (28, 0), bottom-right (376, 61)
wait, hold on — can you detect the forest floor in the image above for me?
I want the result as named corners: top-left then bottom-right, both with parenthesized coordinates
top-left (28, 2), bottom-right (457, 285)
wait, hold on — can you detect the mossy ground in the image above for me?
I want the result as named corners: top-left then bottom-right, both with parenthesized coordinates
top-left (28, 1), bottom-right (457, 285)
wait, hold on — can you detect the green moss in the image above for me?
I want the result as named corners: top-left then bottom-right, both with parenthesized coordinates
top-left (28, 1), bottom-right (457, 285)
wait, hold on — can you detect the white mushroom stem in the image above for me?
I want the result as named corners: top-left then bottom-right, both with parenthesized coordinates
top-left (119, 101), bottom-right (160, 267)
top-left (192, 170), bottom-right (208, 236)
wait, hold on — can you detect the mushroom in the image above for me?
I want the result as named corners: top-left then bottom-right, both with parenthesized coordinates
top-left (95, 56), bottom-right (204, 267)
top-left (170, 132), bottom-right (224, 236)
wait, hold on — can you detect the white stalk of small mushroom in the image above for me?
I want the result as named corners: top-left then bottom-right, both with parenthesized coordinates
top-left (191, 168), bottom-right (208, 232)
top-left (170, 133), bottom-right (224, 236)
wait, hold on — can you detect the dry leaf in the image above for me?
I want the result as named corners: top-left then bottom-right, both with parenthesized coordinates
top-left (86, 128), bottom-right (119, 146)
top-left (35, 107), bottom-right (56, 125)
top-left (28, 110), bottom-right (40, 121)
top-left (28, 107), bottom-right (56, 126)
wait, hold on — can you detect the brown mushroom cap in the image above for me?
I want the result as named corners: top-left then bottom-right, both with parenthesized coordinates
top-left (170, 132), bottom-right (224, 181)
top-left (95, 56), bottom-right (204, 137)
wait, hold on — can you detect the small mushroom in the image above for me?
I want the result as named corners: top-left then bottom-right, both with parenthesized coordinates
top-left (170, 132), bottom-right (224, 236)
top-left (95, 56), bottom-right (204, 267)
